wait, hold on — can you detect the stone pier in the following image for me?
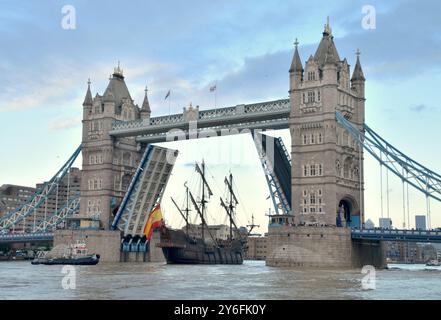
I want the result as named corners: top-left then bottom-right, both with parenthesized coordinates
top-left (55, 229), bottom-right (166, 263)
top-left (54, 229), bottom-right (121, 262)
top-left (266, 226), bottom-right (385, 269)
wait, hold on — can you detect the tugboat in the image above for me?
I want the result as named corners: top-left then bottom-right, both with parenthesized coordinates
top-left (426, 259), bottom-right (441, 267)
top-left (158, 160), bottom-right (246, 264)
top-left (31, 240), bottom-right (100, 265)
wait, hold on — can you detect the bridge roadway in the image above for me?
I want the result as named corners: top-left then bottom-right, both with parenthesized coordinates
top-left (351, 228), bottom-right (441, 243)
top-left (109, 98), bottom-right (290, 143)
top-left (0, 232), bottom-right (53, 243)
top-left (2, 228), bottom-right (441, 244)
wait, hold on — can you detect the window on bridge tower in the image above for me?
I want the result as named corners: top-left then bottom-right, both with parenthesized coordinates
top-left (310, 193), bottom-right (316, 205)
top-left (302, 134), bottom-right (308, 145)
top-left (303, 165), bottom-right (309, 177)
top-left (310, 164), bottom-right (316, 176)
top-left (336, 160), bottom-right (341, 176)
top-left (123, 152), bottom-right (131, 166)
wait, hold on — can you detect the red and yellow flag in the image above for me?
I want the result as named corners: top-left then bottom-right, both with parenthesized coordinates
top-left (143, 204), bottom-right (163, 241)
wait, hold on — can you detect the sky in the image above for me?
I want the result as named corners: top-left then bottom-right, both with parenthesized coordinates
top-left (0, 0), bottom-right (440, 233)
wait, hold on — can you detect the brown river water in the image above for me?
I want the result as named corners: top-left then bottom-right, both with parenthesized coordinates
top-left (1, 260), bottom-right (440, 299)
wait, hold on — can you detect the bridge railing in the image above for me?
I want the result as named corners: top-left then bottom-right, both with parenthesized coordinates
top-left (110, 99), bottom-right (290, 133)
top-left (352, 228), bottom-right (441, 236)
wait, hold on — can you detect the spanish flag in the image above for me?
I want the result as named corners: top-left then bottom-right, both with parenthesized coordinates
top-left (143, 204), bottom-right (163, 241)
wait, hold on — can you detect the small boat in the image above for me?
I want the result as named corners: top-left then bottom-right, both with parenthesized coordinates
top-left (31, 240), bottom-right (100, 265)
top-left (426, 259), bottom-right (441, 266)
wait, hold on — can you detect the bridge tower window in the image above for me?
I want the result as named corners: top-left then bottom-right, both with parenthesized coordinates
top-left (302, 134), bottom-right (308, 145)
top-left (303, 165), bottom-right (309, 177)
top-left (310, 164), bottom-right (316, 176)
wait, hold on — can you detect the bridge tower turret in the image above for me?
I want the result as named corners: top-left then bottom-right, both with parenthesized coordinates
top-left (289, 38), bottom-right (303, 92)
top-left (140, 86), bottom-right (151, 121)
top-left (289, 19), bottom-right (365, 228)
top-left (79, 65), bottom-right (142, 229)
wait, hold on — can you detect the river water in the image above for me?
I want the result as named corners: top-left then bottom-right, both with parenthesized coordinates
top-left (0, 260), bottom-right (440, 299)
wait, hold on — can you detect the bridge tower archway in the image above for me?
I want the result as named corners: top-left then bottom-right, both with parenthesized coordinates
top-left (337, 196), bottom-right (360, 228)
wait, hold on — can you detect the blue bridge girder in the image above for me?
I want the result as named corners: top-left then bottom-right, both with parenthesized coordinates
top-left (0, 232), bottom-right (54, 243)
top-left (0, 145), bottom-right (82, 232)
top-left (352, 228), bottom-right (441, 243)
top-left (253, 132), bottom-right (292, 215)
top-left (336, 111), bottom-right (441, 203)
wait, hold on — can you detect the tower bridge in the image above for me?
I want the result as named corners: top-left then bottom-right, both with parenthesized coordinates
top-left (1, 20), bottom-right (441, 267)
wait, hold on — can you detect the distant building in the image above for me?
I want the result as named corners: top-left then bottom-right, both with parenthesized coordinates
top-left (421, 244), bottom-right (437, 262)
top-left (245, 235), bottom-right (267, 260)
top-left (379, 218), bottom-right (392, 229)
top-left (415, 215), bottom-right (426, 230)
top-left (0, 184), bottom-right (36, 221)
top-left (386, 241), bottom-right (423, 263)
top-left (365, 219), bottom-right (375, 229)
top-left (31, 167), bottom-right (81, 231)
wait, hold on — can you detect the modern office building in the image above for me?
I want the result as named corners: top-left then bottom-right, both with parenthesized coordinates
top-left (415, 215), bottom-right (427, 230)
top-left (0, 184), bottom-right (36, 219)
top-left (365, 219), bottom-right (375, 229)
top-left (245, 235), bottom-right (267, 260)
top-left (379, 218), bottom-right (392, 229)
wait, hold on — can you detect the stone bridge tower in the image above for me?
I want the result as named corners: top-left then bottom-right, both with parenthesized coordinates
top-left (79, 65), bottom-right (149, 229)
top-left (289, 21), bottom-right (366, 228)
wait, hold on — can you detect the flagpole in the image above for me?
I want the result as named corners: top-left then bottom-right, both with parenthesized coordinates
top-left (215, 82), bottom-right (217, 109)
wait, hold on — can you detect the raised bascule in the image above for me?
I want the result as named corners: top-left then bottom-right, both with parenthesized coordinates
top-left (1, 20), bottom-right (441, 267)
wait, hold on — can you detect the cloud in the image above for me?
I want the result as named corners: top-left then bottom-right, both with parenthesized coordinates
top-left (48, 116), bottom-right (82, 130)
top-left (409, 104), bottom-right (427, 113)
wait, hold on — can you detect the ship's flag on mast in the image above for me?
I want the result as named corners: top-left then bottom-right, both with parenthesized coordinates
top-left (209, 84), bottom-right (216, 92)
top-left (143, 204), bottom-right (164, 241)
top-left (164, 90), bottom-right (171, 100)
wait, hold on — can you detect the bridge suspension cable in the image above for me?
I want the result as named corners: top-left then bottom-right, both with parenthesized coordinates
top-left (335, 112), bottom-right (441, 205)
top-left (0, 145), bottom-right (82, 232)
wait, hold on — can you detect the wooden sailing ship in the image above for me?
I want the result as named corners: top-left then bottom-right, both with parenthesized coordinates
top-left (158, 160), bottom-right (246, 264)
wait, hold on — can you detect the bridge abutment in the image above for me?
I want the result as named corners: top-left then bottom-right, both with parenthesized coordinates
top-left (266, 226), bottom-right (385, 269)
top-left (54, 229), bottom-right (121, 262)
top-left (351, 239), bottom-right (387, 269)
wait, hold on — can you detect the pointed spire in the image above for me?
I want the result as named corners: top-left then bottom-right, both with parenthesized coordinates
top-left (351, 49), bottom-right (365, 81)
top-left (141, 85), bottom-right (151, 113)
top-left (323, 16), bottom-right (332, 36)
top-left (314, 17), bottom-right (340, 67)
top-left (82, 78), bottom-right (93, 106)
top-left (289, 38), bottom-right (303, 73)
top-left (113, 60), bottom-right (124, 78)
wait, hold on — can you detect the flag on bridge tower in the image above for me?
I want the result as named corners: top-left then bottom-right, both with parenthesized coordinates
top-left (210, 82), bottom-right (217, 108)
top-left (143, 204), bottom-right (164, 241)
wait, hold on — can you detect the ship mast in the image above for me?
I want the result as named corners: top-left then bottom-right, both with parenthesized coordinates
top-left (189, 190), bottom-right (217, 245)
top-left (184, 182), bottom-right (190, 236)
top-left (221, 172), bottom-right (239, 240)
top-left (246, 213), bottom-right (260, 236)
top-left (195, 160), bottom-right (213, 242)
top-left (170, 196), bottom-right (190, 237)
